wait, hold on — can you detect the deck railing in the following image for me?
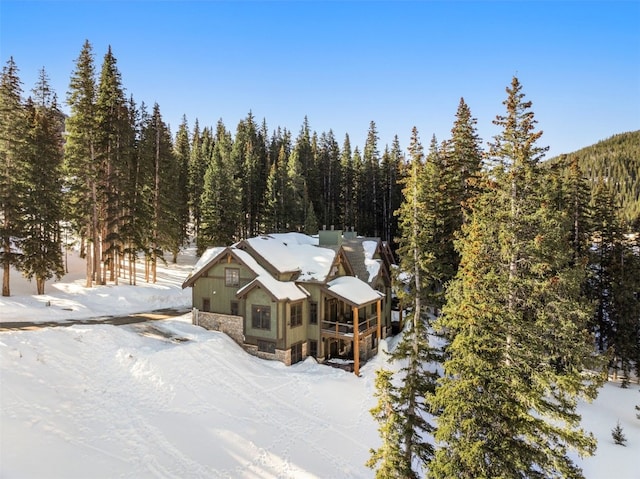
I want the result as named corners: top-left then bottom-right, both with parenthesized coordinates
top-left (321, 315), bottom-right (378, 337)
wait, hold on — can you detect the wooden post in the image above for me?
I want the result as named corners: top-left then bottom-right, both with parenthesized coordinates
top-left (353, 306), bottom-right (360, 376)
top-left (376, 299), bottom-right (382, 344)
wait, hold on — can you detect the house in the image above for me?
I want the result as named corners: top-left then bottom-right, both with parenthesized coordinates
top-left (181, 229), bottom-right (396, 375)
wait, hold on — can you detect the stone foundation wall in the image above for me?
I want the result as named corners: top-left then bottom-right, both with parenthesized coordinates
top-left (193, 309), bottom-right (244, 345)
top-left (245, 345), bottom-right (290, 365)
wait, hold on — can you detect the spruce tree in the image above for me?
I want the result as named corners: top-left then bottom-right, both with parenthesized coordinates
top-left (587, 181), bottom-right (640, 381)
top-left (367, 368), bottom-right (410, 478)
top-left (0, 57), bottom-right (28, 296)
top-left (361, 121), bottom-right (382, 237)
top-left (65, 40), bottom-right (99, 287)
top-left (430, 77), bottom-right (605, 479)
top-left (172, 115), bottom-right (191, 261)
top-left (371, 127), bottom-right (438, 479)
top-left (339, 134), bottom-right (356, 230)
top-left (380, 136), bottom-right (405, 247)
top-left (95, 46), bottom-right (131, 283)
top-left (188, 119), bottom-right (207, 238)
top-left (199, 120), bottom-right (240, 248)
top-left (21, 69), bottom-right (65, 294)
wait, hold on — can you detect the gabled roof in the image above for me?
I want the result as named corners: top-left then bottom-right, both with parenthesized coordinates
top-left (234, 249), bottom-right (309, 302)
top-left (324, 276), bottom-right (384, 308)
top-left (182, 245), bottom-right (310, 302)
top-left (181, 246), bottom-right (236, 288)
top-left (240, 233), bottom-right (337, 282)
top-left (183, 233), bottom-right (393, 303)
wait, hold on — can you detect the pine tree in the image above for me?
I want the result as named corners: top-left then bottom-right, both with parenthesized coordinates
top-left (611, 421), bottom-right (626, 446)
top-left (339, 134), bottom-right (356, 230)
top-left (119, 95), bottom-right (143, 284)
top-left (361, 121), bottom-right (382, 236)
top-left (95, 46), bottom-right (132, 283)
top-left (263, 143), bottom-right (291, 233)
top-left (21, 69), bottom-right (65, 294)
top-left (587, 182), bottom-right (640, 381)
top-left (232, 112), bottom-right (264, 237)
top-left (137, 103), bottom-right (175, 282)
top-left (371, 127), bottom-right (438, 479)
top-left (446, 97), bottom-right (483, 219)
top-left (188, 119), bottom-right (207, 238)
top-left (317, 129), bottom-right (341, 228)
top-left (199, 120), bottom-right (240, 248)
top-left (367, 368), bottom-right (410, 478)
top-left (380, 136), bottom-right (405, 247)
top-left (65, 40), bottom-right (99, 287)
top-left (0, 57), bottom-right (29, 296)
top-left (430, 77), bottom-right (604, 479)
top-left (172, 115), bottom-right (191, 261)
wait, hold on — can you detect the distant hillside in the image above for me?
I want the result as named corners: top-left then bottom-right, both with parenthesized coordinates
top-left (547, 130), bottom-right (640, 229)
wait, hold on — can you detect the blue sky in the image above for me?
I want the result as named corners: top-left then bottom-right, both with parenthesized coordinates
top-left (1, 1), bottom-right (639, 158)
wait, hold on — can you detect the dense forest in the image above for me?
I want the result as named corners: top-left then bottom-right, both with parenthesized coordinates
top-left (548, 130), bottom-right (640, 229)
top-left (2, 41), bottom-right (639, 479)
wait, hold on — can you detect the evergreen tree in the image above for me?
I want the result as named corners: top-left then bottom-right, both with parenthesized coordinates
top-left (232, 112), bottom-right (264, 237)
top-left (361, 121), bottom-right (382, 236)
top-left (367, 368), bottom-right (410, 478)
top-left (119, 95), bottom-right (144, 284)
top-left (352, 147), bottom-right (364, 233)
top-left (380, 136), bottom-right (405, 247)
top-left (263, 144), bottom-right (290, 233)
top-left (372, 127), bottom-right (438, 479)
top-left (172, 115), bottom-right (191, 260)
top-left (430, 77), bottom-right (604, 479)
top-left (188, 119), bottom-right (207, 238)
top-left (199, 120), bottom-right (240, 248)
top-left (446, 97), bottom-right (483, 220)
top-left (587, 182), bottom-right (640, 381)
top-left (0, 57), bottom-right (28, 296)
top-left (65, 40), bottom-right (99, 287)
top-left (317, 129), bottom-right (341, 228)
top-left (21, 69), bottom-right (65, 294)
top-left (95, 46), bottom-right (132, 283)
top-left (611, 421), bottom-right (626, 446)
top-left (285, 148), bottom-right (307, 231)
top-left (339, 134), bottom-right (356, 230)
top-left (137, 103), bottom-right (175, 282)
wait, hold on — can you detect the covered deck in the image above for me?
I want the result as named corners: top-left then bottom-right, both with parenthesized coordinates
top-left (321, 276), bottom-right (384, 375)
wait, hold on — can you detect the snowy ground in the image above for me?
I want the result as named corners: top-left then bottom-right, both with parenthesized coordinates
top-left (1, 248), bottom-right (638, 478)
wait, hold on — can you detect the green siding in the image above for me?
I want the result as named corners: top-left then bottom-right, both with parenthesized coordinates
top-left (245, 288), bottom-right (277, 340)
top-left (191, 258), bottom-right (253, 315)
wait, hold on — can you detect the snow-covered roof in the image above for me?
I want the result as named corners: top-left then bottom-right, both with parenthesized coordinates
top-left (243, 233), bottom-right (336, 282)
top-left (183, 245), bottom-right (309, 302)
top-left (181, 246), bottom-right (227, 287)
top-left (325, 276), bottom-right (384, 307)
top-left (234, 249), bottom-right (309, 302)
top-left (362, 240), bottom-right (382, 283)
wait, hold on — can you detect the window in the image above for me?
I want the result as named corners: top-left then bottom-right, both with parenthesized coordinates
top-left (257, 340), bottom-right (276, 354)
top-left (225, 268), bottom-right (239, 287)
top-left (290, 302), bottom-right (303, 327)
top-left (252, 305), bottom-right (271, 330)
top-left (309, 340), bottom-right (318, 358)
top-left (291, 342), bottom-right (303, 364)
top-left (309, 302), bottom-right (318, 325)
top-left (230, 301), bottom-right (239, 316)
top-left (202, 298), bottom-right (210, 312)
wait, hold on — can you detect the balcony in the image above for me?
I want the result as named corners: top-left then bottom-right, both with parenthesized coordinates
top-left (321, 314), bottom-right (379, 339)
